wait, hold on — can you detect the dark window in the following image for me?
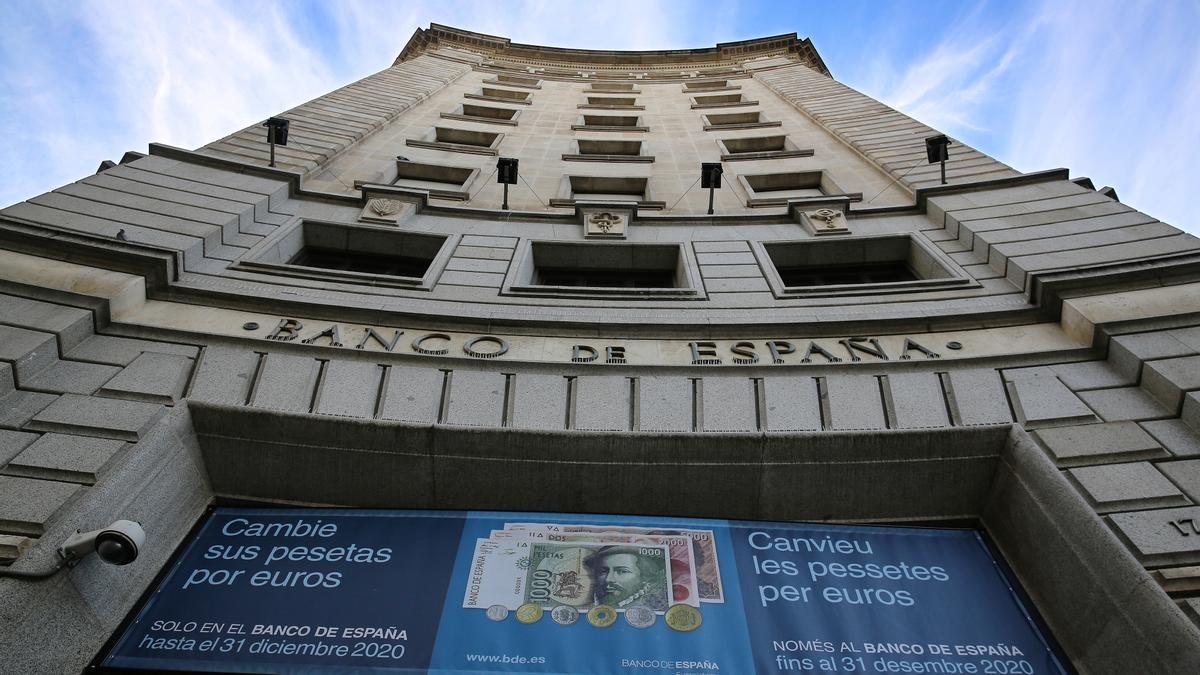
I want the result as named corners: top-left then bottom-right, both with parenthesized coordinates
top-left (289, 248), bottom-right (434, 279)
top-left (536, 267), bottom-right (676, 288)
top-left (776, 261), bottom-right (918, 287)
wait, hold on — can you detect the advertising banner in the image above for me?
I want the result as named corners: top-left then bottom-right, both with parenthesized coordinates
top-left (102, 508), bottom-right (1067, 674)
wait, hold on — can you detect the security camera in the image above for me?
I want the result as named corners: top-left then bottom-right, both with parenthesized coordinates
top-left (58, 520), bottom-right (145, 567)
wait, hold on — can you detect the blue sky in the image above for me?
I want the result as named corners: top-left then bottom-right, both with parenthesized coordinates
top-left (1, 0), bottom-right (1197, 233)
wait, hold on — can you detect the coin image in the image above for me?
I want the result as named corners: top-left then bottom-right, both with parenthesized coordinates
top-left (624, 605), bottom-right (656, 629)
top-left (516, 603), bottom-right (544, 624)
top-left (551, 605), bottom-right (580, 626)
top-left (664, 604), bottom-right (702, 632)
top-left (486, 604), bottom-right (510, 622)
top-left (587, 604), bottom-right (618, 628)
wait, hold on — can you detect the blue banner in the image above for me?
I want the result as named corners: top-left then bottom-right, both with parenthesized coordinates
top-left (103, 508), bottom-right (1066, 674)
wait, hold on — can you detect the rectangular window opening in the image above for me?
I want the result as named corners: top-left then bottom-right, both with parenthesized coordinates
top-left (585, 114), bottom-right (643, 126)
top-left (391, 161), bottom-right (477, 200)
top-left (406, 127), bottom-right (503, 156)
top-left (530, 242), bottom-right (685, 289)
top-left (480, 87), bottom-right (530, 102)
top-left (572, 114), bottom-right (647, 132)
top-left (588, 83), bottom-right (636, 93)
top-left (460, 104), bottom-right (517, 120)
top-left (737, 170), bottom-right (856, 207)
top-left (562, 140), bottom-right (652, 164)
top-left (775, 261), bottom-right (918, 287)
top-left (441, 105), bottom-right (520, 127)
top-left (685, 80), bottom-right (729, 91)
top-left (587, 96), bottom-right (637, 107)
top-left (702, 111), bottom-right (779, 131)
top-left (745, 171), bottom-right (826, 198)
top-left (691, 93), bottom-right (755, 109)
top-left (289, 248), bottom-right (436, 279)
top-left (497, 74), bottom-right (540, 88)
top-left (569, 175), bottom-right (647, 201)
top-left (433, 128), bottom-right (499, 147)
top-left (236, 220), bottom-right (452, 289)
top-left (722, 135), bottom-right (788, 154)
top-left (762, 235), bottom-right (960, 295)
top-left (578, 140), bottom-right (642, 156)
top-left (695, 94), bottom-right (743, 105)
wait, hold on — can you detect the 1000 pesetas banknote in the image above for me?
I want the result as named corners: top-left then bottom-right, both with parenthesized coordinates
top-left (492, 529), bottom-right (699, 606)
top-left (463, 538), bottom-right (673, 612)
top-left (504, 522), bottom-right (724, 603)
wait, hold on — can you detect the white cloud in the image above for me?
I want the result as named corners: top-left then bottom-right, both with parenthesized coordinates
top-left (845, 1), bottom-right (1197, 235)
top-left (4, 0), bottom-right (1193, 237)
top-left (1001, 0), bottom-right (1200, 233)
top-left (849, 7), bottom-right (1042, 140)
top-left (0, 0), bottom-right (692, 208)
top-left (76, 0), bottom-right (337, 151)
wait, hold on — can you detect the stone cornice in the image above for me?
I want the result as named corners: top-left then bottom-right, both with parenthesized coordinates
top-left (396, 23), bottom-right (831, 77)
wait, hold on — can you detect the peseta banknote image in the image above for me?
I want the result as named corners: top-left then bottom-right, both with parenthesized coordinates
top-left (464, 520), bottom-right (726, 618)
top-left (463, 538), bottom-right (673, 613)
top-left (503, 522), bottom-right (724, 603)
top-left (492, 529), bottom-right (699, 606)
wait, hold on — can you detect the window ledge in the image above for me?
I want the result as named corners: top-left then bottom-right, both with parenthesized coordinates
top-left (684, 85), bottom-right (742, 93)
top-left (440, 112), bottom-right (518, 127)
top-left (703, 121), bottom-right (782, 131)
top-left (464, 93), bottom-right (531, 105)
top-left (721, 149), bottom-right (814, 162)
top-left (506, 284), bottom-right (701, 299)
top-left (561, 154), bottom-right (655, 163)
top-left (570, 125), bottom-right (649, 132)
top-left (549, 198), bottom-right (665, 210)
top-left (482, 78), bottom-right (540, 89)
top-left (230, 260), bottom-right (428, 289)
top-left (746, 192), bottom-right (862, 208)
top-left (691, 100), bottom-right (759, 109)
top-left (406, 139), bottom-right (499, 156)
top-left (775, 277), bottom-right (974, 298)
top-left (577, 104), bottom-right (646, 110)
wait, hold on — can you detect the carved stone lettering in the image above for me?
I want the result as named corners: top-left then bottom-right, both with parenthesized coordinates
top-left (1169, 519), bottom-right (1200, 536)
top-left (356, 327), bottom-right (403, 351)
top-left (255, 317), bottom-right (976, 368)
top-left (690, 341), bottom-right (721, 365)
top-left (267, 319), bottom-right (303, 341)
top-left (839, 337), bottom-right (888, 362)
top-left (900, 337), bottom-right (940, 360)
top-left (731, 341), bottom-right (759, 365)
top-left (412, 333), bottom-right (451, 356)
top-left (1110, 506), bottom-right (1200, 565)
top-left (463, 335), bottom-right (509, 359)
top-left (301, 324), bottom-right (344, 347)
top-left (802, 341), bottom-right (841, 363)
top-left (766, 340), bottom-right (795, 364)
top-left (572, 345), bottom-right (599, 363)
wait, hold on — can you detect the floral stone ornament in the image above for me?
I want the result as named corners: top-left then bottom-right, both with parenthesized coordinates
top-left (802, 207), bottom-right (850, 235)
top-left (359, 197), bottom-right (414, 225)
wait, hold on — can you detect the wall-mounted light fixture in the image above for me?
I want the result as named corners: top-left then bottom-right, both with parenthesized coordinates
top-left (701, 162), bottom-right (723, 215)
top-left (496, 157), bottom-right (519, 210)
top-left (925, 134), bottom-right (951, 185)
top-left (263, 117), bottom-right (290, 168)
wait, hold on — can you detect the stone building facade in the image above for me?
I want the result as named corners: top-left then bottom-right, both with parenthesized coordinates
top-left (2, 23), bottom-right (1199, 672)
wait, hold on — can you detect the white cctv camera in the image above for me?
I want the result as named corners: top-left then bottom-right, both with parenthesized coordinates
top-left (58, 520), bottom-right (146, 567)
